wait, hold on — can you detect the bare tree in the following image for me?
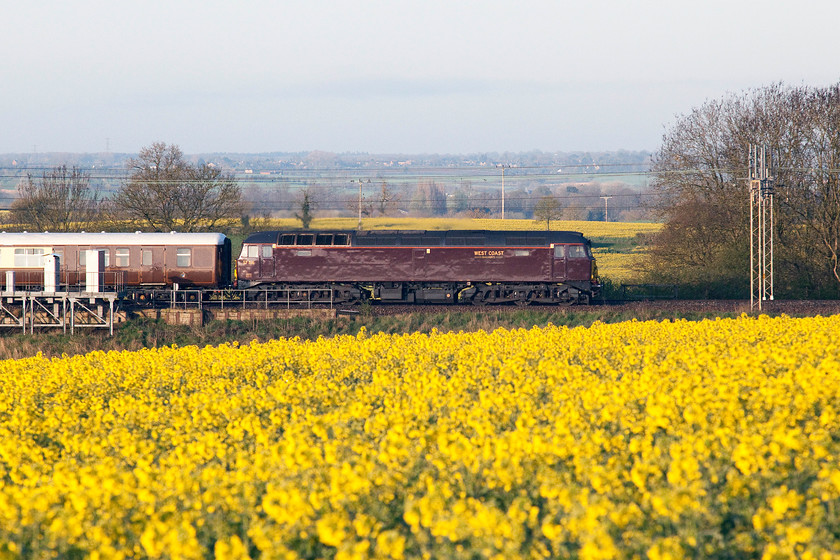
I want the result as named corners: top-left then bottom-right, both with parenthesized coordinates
top-left (114, 142), bottom-right (242, 232)
top-left (177, 164), bottom-right (242, 231)
top-left (410, 180), bottom-right (447, 216)
top-left (775, 85), bottom-right (840, 285)
top-left (649, 82), bottom-right (840, 297)
top-left (12, 165), bottom-right (100, 232)
top-left (533, 196), bottom-right (562, 230)
top-left (375, 181), bottom-right (399, 216)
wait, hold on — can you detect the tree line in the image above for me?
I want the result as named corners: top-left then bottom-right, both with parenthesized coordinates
top-left (10, 143), bottom-right (244, 233)
top-left (8, 141), bottom-right (645, 233)
top-left (647, 81), bottom-right (840, 298)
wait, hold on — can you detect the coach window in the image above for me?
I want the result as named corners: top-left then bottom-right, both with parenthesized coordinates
top-left (297, 234), bottom-right (314, 246)
top-left (14, 248), bottom-right (44, 267)
top-left (142, 249), bottom-right (153, 267)
top-left (333, 234), bottom-right (349, 246)
top-left (116, 248), bottom-right (130, 267)
top-left (261, 245), bottom-right (273, 258)
top-left (97, 249), bottom-right (110, 267)
top-left (176, 248), bottom-right (191, 267)
top-left (279, 234), bottom-right (296, 245)
top-left (316, 234), bottom-right (332, 245)
top-left (554, 245), bottom-right (566, 258)
top-left (568, 245), bottom-right (586, 258)
top-left (79, 250), bottom-right (87, 268)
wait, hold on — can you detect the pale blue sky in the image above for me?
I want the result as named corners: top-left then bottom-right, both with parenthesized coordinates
top-left (2, 0), bottom-right (838, 154)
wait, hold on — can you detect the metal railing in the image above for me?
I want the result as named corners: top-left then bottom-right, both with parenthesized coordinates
top-left (1, 269), bottom-right (126, 294)
top-left (136, 287), bottom-right (337, 310)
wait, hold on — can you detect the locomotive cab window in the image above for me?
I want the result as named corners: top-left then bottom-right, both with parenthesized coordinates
top-left (176, 248), bottom-right (191, 267)
top-left (568, 245), bottom-right (586, 258)
top-left (261, 245), bottom-right (273, 258)
top-left (554, 245), bottom-right (566, 258)
top-left (245, 245), bottom-right (259, 259)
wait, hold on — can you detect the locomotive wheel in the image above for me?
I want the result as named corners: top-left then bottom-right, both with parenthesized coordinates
top-left (557, 294), bottom-right (576, 306)
top-left (514, 290), bottom-right (534, 306)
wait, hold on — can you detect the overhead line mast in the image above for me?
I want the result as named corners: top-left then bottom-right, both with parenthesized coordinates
top-left (749, 144), bottom-right (774, 311)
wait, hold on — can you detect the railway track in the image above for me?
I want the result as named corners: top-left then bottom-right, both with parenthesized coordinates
top-left (347, 299), bottom-right (840, 317)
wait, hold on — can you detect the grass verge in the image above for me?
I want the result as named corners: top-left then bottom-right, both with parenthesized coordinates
top-left (0, 304), bottom-right (811, 361)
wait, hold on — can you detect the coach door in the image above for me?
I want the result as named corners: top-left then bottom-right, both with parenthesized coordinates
top-left (552, 244), bottom-right (567, 280)
top-left (140, 246), bottom-right (165, 284)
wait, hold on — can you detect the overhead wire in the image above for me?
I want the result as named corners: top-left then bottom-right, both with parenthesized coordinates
top-left (4, 159), bottom-right (833, 214)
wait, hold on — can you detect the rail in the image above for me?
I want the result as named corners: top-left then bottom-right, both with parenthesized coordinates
top-left (620, 283), bottom-right (679, 300)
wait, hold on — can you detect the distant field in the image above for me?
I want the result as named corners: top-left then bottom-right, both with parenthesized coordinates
top-left (265, 217), bottom-right (660, 237)
top-left (591, 248), bottom-right (650, 283)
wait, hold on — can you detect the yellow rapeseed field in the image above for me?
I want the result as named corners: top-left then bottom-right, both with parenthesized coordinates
top-left (3, 314), bottom-right (837, 559)
top-left (591, 249), bottom-right (650, 283)
top-left (265, 217), bottom-right (661, 240)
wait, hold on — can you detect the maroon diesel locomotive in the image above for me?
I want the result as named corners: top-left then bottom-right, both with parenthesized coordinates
top-left (237, 229), bottom-right (600, 305)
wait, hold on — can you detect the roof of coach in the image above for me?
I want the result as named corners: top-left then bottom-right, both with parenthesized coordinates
top-left (243, 229), bottom-right (589, 246)
top-left (0, 231), bottom-right (227, 247)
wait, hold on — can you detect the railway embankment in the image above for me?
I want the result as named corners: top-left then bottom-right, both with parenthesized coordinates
top-left (130, 307), bottom-right (337, 326)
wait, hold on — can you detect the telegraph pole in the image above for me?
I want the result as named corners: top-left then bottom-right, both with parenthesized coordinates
top-left (749, 144), bottom-right (775, 310)
top-left (497, 164), bottom-right (510, 219)
top-left (600, 196), bottom-right (612, 222)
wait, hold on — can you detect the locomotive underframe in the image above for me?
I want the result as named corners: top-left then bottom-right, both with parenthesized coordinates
top-left (226, 280), bottom-right (592, 306)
